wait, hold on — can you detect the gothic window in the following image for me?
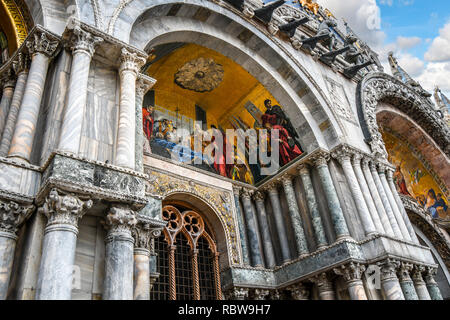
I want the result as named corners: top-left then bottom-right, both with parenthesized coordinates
top-left (151, 204), bottom-right (222, 300)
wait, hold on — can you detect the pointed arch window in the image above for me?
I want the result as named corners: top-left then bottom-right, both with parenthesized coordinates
top-left (151, 205), bottom-right (222, 300)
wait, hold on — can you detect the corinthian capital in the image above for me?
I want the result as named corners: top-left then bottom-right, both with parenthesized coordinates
top-left (26, 30), bottom-right (60, 58)
top-left (240, 188), bottom-right (254, 199)
top-left (39, 188), bottom-right (93, 228)
top-left (351, 152), bottom-right (364, 166)
top-left (309, 151), bottom-right (330, 167)
top-left (136, 74), bottom-right (157, 99)
top-left (13, 52), bottom-right (31, 75)
top-left (119, 48), bottom-right (146, 75)
top-left (310, 272), bottom-right (333, 291)
top-left (1, 68), bottom-right (16, 88)
top-left (253, 191), bottom-right (266, 202)
top-left (333, 262), bottom-right (366, 283)
top-left (412, 265), bottom-right (426, 283)
top-left (378, 258), bottom-right (400, 281)
top-left (287, 283), bottom-right (309, 300)
top-left (0, 200), bottom-right (34, 236)
top-left (397, 262), bottom-right (414, 282)
top-left (104, 205), bottom-right (137, 235)
top-left (132, 215), bottom-right (165, 251)
top-left (66, 26), bottom-right (103, 57)
top-left (331, 145), bottom-right (354, 164)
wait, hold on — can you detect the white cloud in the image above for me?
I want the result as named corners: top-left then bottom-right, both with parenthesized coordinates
top-left (424, 22), bottom-right (450, 62)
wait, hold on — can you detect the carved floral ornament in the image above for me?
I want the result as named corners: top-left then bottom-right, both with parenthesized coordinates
top-left (174, 57), bottom-right (224, 93)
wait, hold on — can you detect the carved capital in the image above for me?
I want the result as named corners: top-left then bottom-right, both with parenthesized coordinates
top-left (310, 273), bottom-right (333, 292)
top-left (253, 191), bottom-right (266, 202)
top-left (132, 216), bottom-right (164, 250)
top-left (361, 156), bottom-right (372, 167)
top-left (39, 188), bottom-right (92, 228)
top-left (1, 68), bottom-right (16, 88)
top-left (12, 52), bottom-right (31, 75)
top-left (412, 265), bottom-right (426, 284)
top-left (351, 152), bottom-right (364, 166)
top-left (287, 283), bottom-right (309, 300)
top-left (333, 262), bottom-right (366, 283)
top-left (0, 200), bottom-right (34, 236)
top-left (232, 185), bottom-right (242, 197)
top-left (240, 188), bottom-right (254, 199)
top-left (331, 145), bottom-right (354, 164)
top-left (226, 287), bottom-right (249, 300)
top-left (104, 205), bottom-right (137, 236)
top-left (136, 74), bottom-right (157, 100)
top-left (309, 151), bottom-right (330, 167)
top-left (66, 26), bottom-right (103, 57)
top-left (378, 258), bottom-right (401, 281)
top-left (265, 182), bottom-right (279, 194)
top-left (397, 262), bottom-right (414, 282)
top-left (253, 288), bottom-right (270, 300)
top-left (424, 267), bottom-right (438, 285)
top-left (119, 48), bottom-right (146, 76)
top-left (280, 174), bottom-right (293, 189)
top-left (26, 30), bottom-right (60, 58)
top-left (376, 162), bottom-right (388, 174)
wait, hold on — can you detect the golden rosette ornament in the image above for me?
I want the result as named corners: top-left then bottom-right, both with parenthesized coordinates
top-left (175, 57), bottom-right (224, 92)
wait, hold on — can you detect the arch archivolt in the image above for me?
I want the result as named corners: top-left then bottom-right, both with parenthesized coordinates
top-left (144, 168), bottom-right (240, 267)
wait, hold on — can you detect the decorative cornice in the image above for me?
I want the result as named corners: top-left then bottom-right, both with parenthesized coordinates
top-left (0, 200), bottom-right (34, 235)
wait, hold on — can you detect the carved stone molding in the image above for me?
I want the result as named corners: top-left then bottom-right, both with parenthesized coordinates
top-left (104, 205), bottom-right (137, 236)
top-left (119, 48), bottom-right (146, 75)
top-left (26, 30), bottom-right (60, 58)
top-left (65, 25), bottom-right (103, 57)
top-left (39, 188), bottom-right (93, 229)
top-left (0, 200), bottom-right (34, 236)
top-left (333, 262), bottom-right (366, 283)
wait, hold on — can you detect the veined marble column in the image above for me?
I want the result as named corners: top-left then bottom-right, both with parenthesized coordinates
top-left (332, 147), bottom-right (377, 237)
top-left (135, 74), bottom-right (156, 172)
top-left (379, 259), bottom-right (405, 300)
top-left (361, 158), bottom-right (395, 237)
top-left (297, 164), bottom-right (328, 249)
top-left (334, 263), bottom-right (368, 300)
top-left (266, 183), bottom-right (291, 263)
top-left (311, 273), bottom-right (335, 300)
top-left (280, 175), bottom-right (309, 258)
top-left (233, 187), bottom-right (250, 266)
top-left (311, 153), bottom-right (351, 241)
top-left (0, 70), bottom-right (15, 137)
top-left (0, 200), bottom-right (34, 300)
top-left (352, 154), bottom-right (385, 234)
top-left (397, 262), bottom-right (419, 300)
top-left (412, 266), bottom-right (431, 300)
top-left (287, 283), bottom-right (309, 300)
top-left (0, 54), bottom-right (30, 156)
top-left (385, 168), bottom-right (419, 244)
top-left (103, 205), bottom-right (137, 300)
top-left (115, 48), bottom-right (146, 170)
top-left (36, 189), bottom-right (93, 300)
top-left (377, 164), bottom-right (412, 242)
top-left (8, 31), bottom-right (60, 162)
top-left (240, 189), bottom-right (263, 267)
top-left (58, 27), bottom-right (103, 155)
top-left (424, 267), bottom-right (443, 300)
top-left (132, 219), bottom-right (163, 300)
top-left (253, 192), bottom-right (276, 268)
top-left (369, 162), bottom-right (403, 239)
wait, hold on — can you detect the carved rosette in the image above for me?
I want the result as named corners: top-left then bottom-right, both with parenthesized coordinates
top-left (39, 188), bottom-right (93, 229)
top-left (378, 258), bottom-right (401, 282)
top-left (0, 200), bottom-right (34, 236)
top-left (66, 26), bottom-right (103, 57)
top-left (104, 205), bottom-right (137, 238)
top-left (174, 57), bottom-right (224, 93)
top-left (119, 48), bottom-right (146, 76)
top-left (26, 30), bottom-right (60, 58)
top-left (333, 262), bottom-right (366, 284)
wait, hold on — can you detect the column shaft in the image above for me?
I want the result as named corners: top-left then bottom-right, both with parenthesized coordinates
top-left (254, 193), bottom-right (276, 268)
top-left (0, 232), bottom-right (17, 300)
top-left (0, 85), bottom-right (14, 136)
top-left (298, 165), bottom-right (328, 249)
top-left (233, 188), bottom-right (250, 265)
top-left (312, 273), bottom-right (335, 300)
top-left (241, 190), bottom-right (263, 267)
top-left (379, 260), bottom-right (405, 300)
top-left (267, 186), bottom-right (291, 263)
top-left (398, 263), bottom-right (419, 300)
top-left (412, 267), bottom-right (431, 300)
top-left (334, 263), bottom-right (367, 300)
top-left (424, 268), bottom-right (444, 300)
top-left (133, 248), bottom-right (150, 300)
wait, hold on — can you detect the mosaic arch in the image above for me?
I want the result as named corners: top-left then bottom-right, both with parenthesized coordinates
top-left (0, 0), bottom-right (33, 55)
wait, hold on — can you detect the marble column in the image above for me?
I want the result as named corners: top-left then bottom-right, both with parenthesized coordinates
top-left (332, 147), bottom-right (377, 237)
top-left (378, 259), bottom-right (405, 300)
top-left (385, 168), bottom-right (419, 244)
top-left (0, 70), bottom-right (15, 137)
top-left (310, 153), bottom-right (351, 240)
top-left (0, 54), bottom-right (30, 156)
top-left (334, 262), bottom-right (368, 300)
top-left (412, 266), bottom-right (431, 300)
top-left (233, 187), bottom-right (250, 266)
top-left (135, 74), bottom-right (156, 172)
top-left (132, 218), bottom-right (163, 300)
top-left (58, 27), bottom-right (103, 155)
top-left (103, 205), bottom-right (137, 300)
top-left (298, 164), bottom-right (328, 249)
top-left (0, 200), bottom-right (34, 300)
top-left (280, 175), bottom-right (309, 258)
top-left (253, 191), bottom-right (276, 268)
top-left (287, 283), bottom-right (309, 300)
top-left (240, 189), bottom-right (263, 267)
top-left (115, 48), bottom-right (146, 170)
top-left (424, 267), bottom-right (443, 300)
top-left (36, 189), bottom-right (93, 300)
top-left (311, 273), bottom-right (335, 300)
top-left (361, 158), bottom-right (395, 237)
top-left (397, 262), bottom-right (419, 300)
top-left (8, 31), bottom-right (60, 162)
top-left (266, 183), bottom-right (291, 263)
top-left (378, 164), bottom-right (412, 242)
top-left (369, 162), bottom-right (403, 239)
top-left (352, 154), bottom-right (385, 234)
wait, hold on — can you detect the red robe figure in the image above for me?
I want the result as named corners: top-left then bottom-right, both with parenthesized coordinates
top-left (143, 106), bottom-right (155, 141)
top-left (272, 124), bottom-right (303, 166)
top-left (210, 125), bottom-right (227, 177)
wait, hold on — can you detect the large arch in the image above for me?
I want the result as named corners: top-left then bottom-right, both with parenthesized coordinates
top-left (124, 1), bottom-right (349, 153)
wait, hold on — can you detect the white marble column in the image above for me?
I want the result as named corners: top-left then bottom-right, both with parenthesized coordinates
top-left (8, 31), bottom-right (60, 162)
top-left (0, 70), bottom-right (15, 137)
top-left (361, 158), bottom-right (395, 237)
top-left (334, 263), bottom-right (368, 300)
top-left (412, 265), bottom-right (431, 300)
top-left (333, 147), bottom-right (377, 237)
top-left (36, 189), bottom-right (93, 300)
top-left (379, 259), bottom-right (405, 300)
top-left (103, 205), bottom-right (137, 300)
top-left (58, 27), bottom-right (103, 155)
top-left (377, 164), bottom-right (412, 242)
top-left (0, 54), bottom-right (29, 156)
top-left (385, 168), bottom-right (419, 243)
top-left (115, 48), bottom-right (146, 170)
top-left (0, 200), bottom-right (34, 300)
top-left (369, 161), bottom-right (403, 239)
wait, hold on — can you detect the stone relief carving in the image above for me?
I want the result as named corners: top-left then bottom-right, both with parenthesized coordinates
top-left (0, 200), bottom-right (34, 235)
top-left (325, 76), bottom-right (356, 123)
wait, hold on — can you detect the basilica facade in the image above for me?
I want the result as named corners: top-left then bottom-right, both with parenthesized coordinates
top-left (0, 0), bottom-right (449, 300)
